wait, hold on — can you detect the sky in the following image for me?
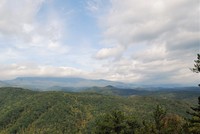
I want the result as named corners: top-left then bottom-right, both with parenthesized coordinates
top-left (0, 0), bottom-right (199, 86)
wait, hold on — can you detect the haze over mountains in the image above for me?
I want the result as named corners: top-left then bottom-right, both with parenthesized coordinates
top-left (0, 77), bottom-right (197, 92)
top-left (0, 77), bottom-right (131, 90)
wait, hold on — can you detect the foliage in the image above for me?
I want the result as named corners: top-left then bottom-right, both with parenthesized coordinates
top-left (153, 105), bottom-right (166, 133)
top-left (162, 114), bottom-right (186, 134)
top-left (186, 53), bottom-right (200, 133)
top-left (94, 110), bottom-right (140, 134)
top-left (191, 54), bottom-right (200, 73)
top-left (138, 106), bottom-right (186, 134)
top-left (187, 96), bottom-right (200, 134)
top-left (191, 53), bottom-right (200, 87)
top-left (0, 87), bottom-right (199, 133)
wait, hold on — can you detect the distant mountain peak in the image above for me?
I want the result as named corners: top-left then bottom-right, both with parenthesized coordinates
top-left (105, 85), bottom-right (115, 88)
top-left (3, 77), bottom-right (133, 90)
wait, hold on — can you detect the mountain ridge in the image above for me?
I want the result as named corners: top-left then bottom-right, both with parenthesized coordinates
top-left (3, 76), bottom-right (133, 90)
top-left (1, 76), bottom-right (197, 91)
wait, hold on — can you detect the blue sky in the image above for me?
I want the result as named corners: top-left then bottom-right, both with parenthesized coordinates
top-left (0, 0), bottom-right (199, 86)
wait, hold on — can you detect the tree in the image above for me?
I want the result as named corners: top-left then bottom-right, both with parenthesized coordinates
top-left (187, 97), bottom-right (200, 134)
top-left (191, 53), bottom-right (200, 87)
top-left (124, 114), bottom-right (141, 134)
top-left (162, 114), bottom-right (185, 134)
top-left (139, 105), bottom-right (186, 134)
top-left (191, 54), bottom-right (200, 73)
top-left (187, 54), bottom-right (200, 133)
top-left (94, 110), bottom-right (140, 134)
top-left (153, 105), bottom-right (166, 134)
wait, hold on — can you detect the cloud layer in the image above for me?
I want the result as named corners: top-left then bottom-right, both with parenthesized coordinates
top-left (0, 0), bottom-right (199, 86)
top-left (94, 0), bottom-right (199, 85)
top-left (0, 0), bottom-right (69, 65)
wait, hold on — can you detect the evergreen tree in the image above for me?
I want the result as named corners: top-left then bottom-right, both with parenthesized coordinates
top-left (94, 110), bottom-right (140, 134)
top-left (153, 105), bottom-right (166, 134)
top-left (191, 54), bottom-right (200, 73)
top-left (187, 97), bottom-right (200, 134)
top-left (191, 53), bottom-right (200, 87)
top-left (187, 54), bottom-right (200, 133)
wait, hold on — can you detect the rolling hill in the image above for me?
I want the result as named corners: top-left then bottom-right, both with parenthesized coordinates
top-left (0, 81), bottom-right (9, 87)
top-left (0, 87), bottom-right (199, 133)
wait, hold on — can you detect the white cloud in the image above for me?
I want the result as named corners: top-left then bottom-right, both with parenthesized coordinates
top-left (23, 23), bottom-right (34, 33)
top-left (86, 0), bottom-right (99, 12)
top-left (92, 57), bottom-right (199, 85)
top-left (134, 44), bottom-right (167, 62)
top-left (0, 0), bottom-right (70, 65)
top-left (0, 64), bottom-right (87, 80)
top-left (98, 0), bottom-right (199, 55)
top-left (0, 0), bottom-right (199, 86)
top-left (95, 45), bottom-right (125, 59)
top-left (0, 0), bottom-right (45, 36)
top-left (92, 0), bottom-right (199, 85)
top-left (86, 0), bottom-right (109, 13)
top-left (0, 1), bottom-right (68, 48)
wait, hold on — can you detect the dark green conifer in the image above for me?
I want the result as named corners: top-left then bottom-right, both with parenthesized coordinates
top-left (187, 54), bottom-right (200, 133)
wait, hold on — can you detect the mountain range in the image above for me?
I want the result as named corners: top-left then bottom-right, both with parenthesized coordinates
top-left (0, 77), bottom-right (198, 92)
top-left (0, 77), bottom-right (134, 90)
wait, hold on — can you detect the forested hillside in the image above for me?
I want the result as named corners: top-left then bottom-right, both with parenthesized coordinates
top-left (0, 87), bottom-right (199, 133)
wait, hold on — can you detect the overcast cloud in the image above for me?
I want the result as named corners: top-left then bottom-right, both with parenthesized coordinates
top-left (93, 0), bottom-right (199, 85)
top-left (0, 0), bottom-right (199, 86)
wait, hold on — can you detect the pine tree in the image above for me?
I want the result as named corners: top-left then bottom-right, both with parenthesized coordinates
top-left (94, 110), bottom-right (126, 134)
top-left (153, 105), bottom-right (166, 134)
top-left (187, 97), bottom-right (200, 134)
top-left (187, 54), bottom-right (200, 134)
top-left (191, 54), bottom-right (200, 73)
top-left (191, 53), bottom-right (200, 87)
top-left (94, 110), bottom-right (140, 134)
